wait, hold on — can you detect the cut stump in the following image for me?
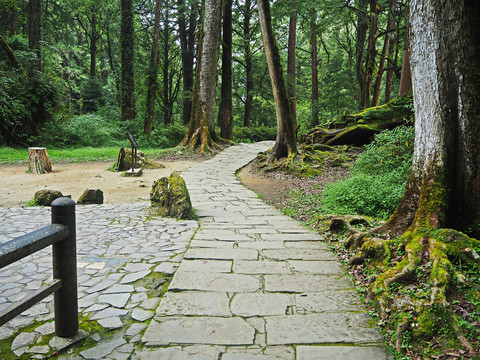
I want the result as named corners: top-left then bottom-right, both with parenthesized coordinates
top-left (28, 147), bottom-right (52, 174)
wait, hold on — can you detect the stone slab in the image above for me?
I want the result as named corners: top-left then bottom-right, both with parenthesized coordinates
top-left (262, 249), bottom-right (337, 261)
top-left (296, 346), bottom-right (392, 360)
top-left (266, 313), bottom-right (383, 345)
top-left (288, 260), bottom-right (343, 275)
top-left (169, 272), bottom-right (260, 292)
top-left (185, 248), bottom-right (258, 260)
top-left (156, 292), bottom-right (231, 316)
top-left (230, 293), bottom-right (291, 316)
top-left (142, 317), bottom-right (255, 345)
top-left (177, 259), bottom-right (232, 273)
top-left (295, 291), bottom-right (365, 313)
top-left (233, 260), bottom-right (289, 275)
top-left (237, 242), bottom-right (285, 250)
top-left (132, 345), bottom-right (221, 360)
top-left (265, 275), bottom-right (355, 293)
top-left (80, 337), bottom-right (126, 359)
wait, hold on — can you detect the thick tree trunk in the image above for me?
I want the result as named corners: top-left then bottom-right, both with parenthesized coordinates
top-left (178, 0), bottom-right (197, 126)
top-left (144, 0), bottom-right (162, 136)
top-left (397, 48), bottom-right (411, 97)
top-left (286, 6), bottom-right (297, 127)
top-left (181, 0), bottom-right (222, 153)
top-left (257, 0), bottom-right (297, 161)
top-left (243, 0), bottom-right (253, 128)
top-left (28, 147), bottom-right (52, 174)
top-left (310, 12), bottom-right (319, 128)
top-left (355, 0), bottom-right (368, 109)
top-left (362, 0), bottom-right (377, 109)
top-left (382, 0), bottom-right (480, 236)
top-left (219, 0), bottom-right (233, 140)
top-left (121, 0), bottom-right (136, 121)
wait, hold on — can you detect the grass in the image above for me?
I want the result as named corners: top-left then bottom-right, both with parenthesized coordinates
top-left (0, 147), bottom-right (174, 165)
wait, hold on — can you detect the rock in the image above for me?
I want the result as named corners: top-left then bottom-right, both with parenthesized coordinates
top-left (77, 189), bottom-right (103, 204)
top-left (150, 172), bottom-right (193, 219)
top-left (34, 190), bottom-right (63, 206)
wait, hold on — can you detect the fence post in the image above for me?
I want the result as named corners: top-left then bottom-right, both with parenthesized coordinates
top-left (51, 197), bottom-right (78, 337)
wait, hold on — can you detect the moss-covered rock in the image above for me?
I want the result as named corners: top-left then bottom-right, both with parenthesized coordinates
top-left (77, 189), bottom-right (103, 204)
top-left (150, 172), bottom-right (193, 219)
top-left (34, 190), bottom-right (63, 206)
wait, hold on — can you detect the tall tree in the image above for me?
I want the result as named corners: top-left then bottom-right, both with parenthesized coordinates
top-left (361, 0), bottom-right (480, 350)
top-left (120, 0), bottom-right (136, 121)
top-left (29, 0), bottom-right (41, 70)
top-left (178, 0), bottom-right (198, 126)
top-left (218, 0), bottom-right (233, 140)
top-left (361, 0), bottom-right (377, 108)
top-left (372, 0), bottom-right (397, 106)
top-left (144, 0), bottom-right (162, 135)
top-left (310, 10), bottom-right (319, 128)
top-left (257, 0), bottom-right (297, 161)
top-left (355, 0), bottom-right (368, 109)
top-left (242, 0), bottom-right (254, 128)
top-left (181, 0), bottom-right (222, 152)
top-left (286, 2), bottom-right (297, 127)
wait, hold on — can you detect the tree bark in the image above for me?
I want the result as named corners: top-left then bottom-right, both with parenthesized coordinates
top-left (310, 11), bottom-right (319, 128)
top-left (384, 0), bottom-right (398, 102)
top-left (181, 0), bottom-right (222, 153)
top-left (382, 0), bottom-right (480, 236)
top-left (178, 0), bottom-right (197, 126)
top-left (397, 48), bottom-right (411, 97)
top-left (144, 0), bottom-right (162, 136)
top-left (28, 147), bottom-right (52, 174)
top-left (219, 0), bottom-right (233, 140)
top-left (286, 4), bottom-right (297, 128)
top-left (121, 0), bottom-right (136, 121)
top-left (257, 0), bottom-right (297, 161)
top-left (243, 0), bottom-right (253, 128)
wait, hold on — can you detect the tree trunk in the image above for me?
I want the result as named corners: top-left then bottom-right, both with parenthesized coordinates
top-left (286, 5), bottom-right (297, 128)
top-left (243, 0), bottom-right (253, 128)
top-left (371, 0), bottom-right (397, 106)
top-left (362, 0), bottom-right (377, 109)
top-left (144, 0), bottom-right (162, 136)
top-left (181, 0), bottom-right (222, 153)
top-left (382, 0), bottom-right (480, 237)
top-left (10, 5), bottom-right (18, 36)
top-left (397, 48), bottom-right (411, 97)
top-left (178, 0), bottom-right (197, 126)
top-left (162, 3), bottom-right (172, 126)
top-left (218, 0), bottom-right (233, 140)
top-left (121, 0), bottom-right (136, 121)
top-left (355, 0), bottom-right (368, 109)
top-left (310, 11), bottom-right (319, 128)
top-left (257, 0), bottom-right (297, 161)
top-left (28, 147), bottom-right (52, 174)
top-left (29, 0), bottom-right (41, 70)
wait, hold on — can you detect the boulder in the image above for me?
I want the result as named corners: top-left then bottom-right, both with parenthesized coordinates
top-left (34, 190), bottom-right (63, 206)
top-left (77, 189), bottom-right (103, 204)
top-left (150, 172), bottom-right (193, 219)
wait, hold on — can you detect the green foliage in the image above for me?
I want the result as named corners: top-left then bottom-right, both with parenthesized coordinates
top-left (320, 126), bottom-right (414, 220)
top-left (231, 126), bottom-right (277, 143)
top-left (81, 77), bottom-right (105, 113)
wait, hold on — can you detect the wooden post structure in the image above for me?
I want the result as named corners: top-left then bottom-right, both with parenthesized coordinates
top-left (28, 147), bottom-right (52, 174)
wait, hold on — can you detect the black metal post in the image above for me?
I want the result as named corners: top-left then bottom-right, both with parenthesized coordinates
top-left (51, 197), bottom-right (78, 337)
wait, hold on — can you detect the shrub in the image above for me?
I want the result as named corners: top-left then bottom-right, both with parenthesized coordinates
top-left (320, 126), bottom-right (414, 220)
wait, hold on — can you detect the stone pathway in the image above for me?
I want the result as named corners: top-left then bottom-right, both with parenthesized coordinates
top-left (0, 141), bottom-right (392, 359)
top-left (138, 142), bottom-right (392, 359)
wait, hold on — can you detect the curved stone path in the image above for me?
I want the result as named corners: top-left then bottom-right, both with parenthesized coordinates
top-left (0, 142), bottom-right (391, 359)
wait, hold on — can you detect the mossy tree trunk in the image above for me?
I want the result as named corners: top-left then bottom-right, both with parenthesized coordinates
top-left (257, 0), bottom-right (297, 161)
top-left (181, 0), bottom-right (222, 153)
top-left (356, 0), bottom-right (480, 352)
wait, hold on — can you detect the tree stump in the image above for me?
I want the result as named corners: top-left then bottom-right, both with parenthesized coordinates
top-left (28, 147), bottom-right (52, 174)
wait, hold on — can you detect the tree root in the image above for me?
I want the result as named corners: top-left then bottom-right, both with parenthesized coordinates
top-left (395, 317), bottom-right (410, 353)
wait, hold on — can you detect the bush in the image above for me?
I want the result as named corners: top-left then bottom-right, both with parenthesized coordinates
top-left (232, 126), bottom-right (277, 143)
top-left (320, 126), bottom-right (414, 220)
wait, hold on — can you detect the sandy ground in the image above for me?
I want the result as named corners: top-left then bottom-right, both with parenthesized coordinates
top-left (0, 160), bottom-right (198, 207)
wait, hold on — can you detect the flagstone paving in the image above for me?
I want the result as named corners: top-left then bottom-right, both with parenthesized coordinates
top-left (0, 141), bottom-right (392, 359)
